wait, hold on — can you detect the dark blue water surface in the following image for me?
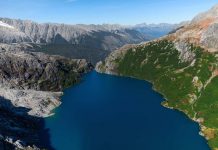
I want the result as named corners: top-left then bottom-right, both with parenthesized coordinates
top-left (44, 71), bottom-right (210, 150)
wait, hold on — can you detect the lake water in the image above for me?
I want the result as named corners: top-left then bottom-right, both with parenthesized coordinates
top-left (43, 71), bottom-right (210, 150)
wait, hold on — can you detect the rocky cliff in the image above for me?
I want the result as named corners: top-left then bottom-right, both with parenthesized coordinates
top-left (0, 43), bottom-right (91, 117)
top-left (167, 4), bottom-right (218, 52)
top-left (0, 43), bottom-right (92, 149)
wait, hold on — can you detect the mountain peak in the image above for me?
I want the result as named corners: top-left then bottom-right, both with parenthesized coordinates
top-left (167, 4), bottom-right (218, 52)
top-left (210, 4), bottom-right (218, 13)
top-left (191, 4), bottom-right (218, 24)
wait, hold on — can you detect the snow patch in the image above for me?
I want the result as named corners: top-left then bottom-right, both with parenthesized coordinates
top-left (0, 21), bottom-right (14, 29)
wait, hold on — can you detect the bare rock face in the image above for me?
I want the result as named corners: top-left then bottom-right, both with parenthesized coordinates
top-left (0, 43), bottom-right (92, 117)
top-left (0, 21), bottom-right (31, 43)
top-left (166, 4), bottom-right (218, 52)
top-left (0, 44), bottom-right (90, 92)
top-left (0, 43), bottom-right (92, 149)
top-left (0, 89), bottom-right (62, 117)
top-left (0, 18), bottom-right (147, 48)
top-left (174, 42), bottom-right (195, 62)
top-left (191, 4), bottom-right (218, 24)
top-left (201, 23), bottom-right (218, 51)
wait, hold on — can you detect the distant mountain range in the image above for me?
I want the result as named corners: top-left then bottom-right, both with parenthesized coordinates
top-left (133, 22), bottom-right (189, 39)
top-left (0, 17), bottom-right (181, 64)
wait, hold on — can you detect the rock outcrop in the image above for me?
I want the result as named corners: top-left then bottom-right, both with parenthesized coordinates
top-left (167, 4), bottom-right (218, 52)
top-left (0, 21), bottom-right (31, 44)
top-left (0, 43), bottom-right (92, 149)
top-left (0, 43), bottom-right (91, 117)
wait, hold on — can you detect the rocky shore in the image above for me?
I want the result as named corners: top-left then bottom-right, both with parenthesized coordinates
top-left (0, 43), bottom-right (92, 149)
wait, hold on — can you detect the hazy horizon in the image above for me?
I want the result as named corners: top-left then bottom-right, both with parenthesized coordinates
top-left (0, 0), bottom-right (218, 25)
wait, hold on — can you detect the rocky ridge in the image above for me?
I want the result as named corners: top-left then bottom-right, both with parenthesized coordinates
top-left (0, 18), bottom-right (179, 64)
top-left (0, 17), bottom-right (177, 46)
top-left (0, 21), bottom-right (31, 44)
top-left (0, 43), bottom-right (91, 117)
top-left (167, 4), bottom-right (218, 52)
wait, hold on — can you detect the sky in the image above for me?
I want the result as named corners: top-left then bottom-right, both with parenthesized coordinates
top-left (0, 0), bottom-right (218, 25)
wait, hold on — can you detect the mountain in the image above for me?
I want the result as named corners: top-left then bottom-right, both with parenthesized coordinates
top-left (0, 18), bottom-right (180, 64)
top-left (96, 4), bottom-right (218, 150)
top-left (0, 21), bottom-right (31, 43)
top-left (0, 43), bottom-right (92, 117)
top-left (168, 4), bottom-right (218, 53)
top-left (0, 18), bottom-right (149, 64)
top-left (0, 43), bottom-right (92, 149)
top-left (0, 18), bottom-right (147, 48)
top-left (132, 23), bottom-right (180, 39)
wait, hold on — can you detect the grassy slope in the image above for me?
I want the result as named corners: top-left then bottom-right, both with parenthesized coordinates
top-left (196, 77), bottom-right (218, 148)
top-left (106, 40), bottom-right (218, 149)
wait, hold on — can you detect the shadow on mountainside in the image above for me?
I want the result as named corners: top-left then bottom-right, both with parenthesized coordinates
top-left (0, 96), bottom-right (55, 150)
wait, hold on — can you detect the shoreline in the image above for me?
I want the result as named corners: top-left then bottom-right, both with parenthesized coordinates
top-left (94, 69), bottom-right (211, 150)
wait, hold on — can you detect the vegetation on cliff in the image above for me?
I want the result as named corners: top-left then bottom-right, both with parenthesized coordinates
top-left (97, 40), bottom-right (218, 149)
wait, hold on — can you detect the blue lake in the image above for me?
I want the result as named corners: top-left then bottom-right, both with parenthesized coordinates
top-left (44, 71), bottom-right (210, 150)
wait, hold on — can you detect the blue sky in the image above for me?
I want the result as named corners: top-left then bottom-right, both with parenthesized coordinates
top-left (1, 0), bottom-right (218, 25)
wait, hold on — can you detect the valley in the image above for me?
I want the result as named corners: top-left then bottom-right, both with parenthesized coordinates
top-left (0, 2), bottom-right (218, 150)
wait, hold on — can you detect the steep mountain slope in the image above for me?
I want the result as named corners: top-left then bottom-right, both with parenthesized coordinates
top-left (0, 21), bottom-right (31, 43)
top-left (0, 18), bottom-right (144, 45)
top-left (0, 18), bottom-right (179, 64)
top-left (0, 43), bottom-right (91, 117)
top-left (168, 4), bottom-right (218, 52)
top-left (0, 18), bottom-right (149, 64)
top-left (96, 4), bottom-right (218, 150)
top-left (0, 43), bottom-right (91, 149)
